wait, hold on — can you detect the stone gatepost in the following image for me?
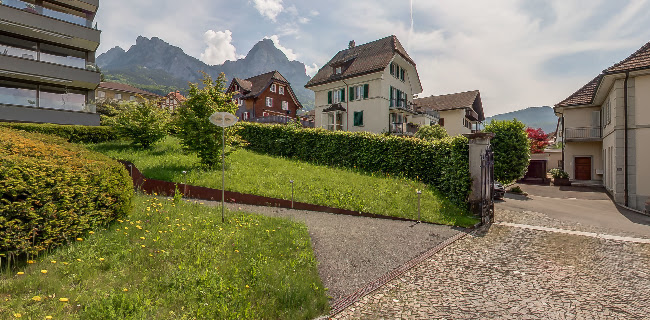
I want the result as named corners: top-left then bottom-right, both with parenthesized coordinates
top-left (463, 132), bottom-right (495, 217)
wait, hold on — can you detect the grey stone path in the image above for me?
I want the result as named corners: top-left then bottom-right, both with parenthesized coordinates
top-left (200, 201), bottom-right (461, 302)
top-left (333, 209), bottom-right (650, 319)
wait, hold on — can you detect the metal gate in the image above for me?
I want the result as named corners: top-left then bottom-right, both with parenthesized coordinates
top-left (479, 145), bottom-right (495, 224)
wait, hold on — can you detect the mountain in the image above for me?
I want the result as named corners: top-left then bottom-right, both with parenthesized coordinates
top-left (485, 106), bottom-right (558, 133)
top-left (97, 37), bottom-right (315, 109)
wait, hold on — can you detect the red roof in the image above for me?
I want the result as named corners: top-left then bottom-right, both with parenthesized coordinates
top-left (557, 40), bottom-right (650, 107)
top-left (414, 90), bottom-right (485, 121)
top-left (166, 91), bottom-right (186, 102)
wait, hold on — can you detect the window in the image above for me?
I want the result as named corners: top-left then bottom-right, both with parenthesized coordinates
top-left (355, 86), bottom-right (362, 100)
top-left (439, 118), bottom-right (445, 126)
top-left (242, 112), bottom-right (250, 120)
top-left (390, 63), bottom-right (395, 76)
top-left (279, 86), bottom-right (284, 95)
top-left (98, 91), bottom-right (105, 98)
top-left (282, 101), bottom-right (289, 110)
top-left (270, 84), bottom-right (276, 92)
top-left (266, 97), bottom-right (273, 107)
top-left (263, 112), bottom-right (269, 117)
top-left (354, 111), bottom-right (364, 126)
top-left (130, 96), bottom-right (136, 101)
top-left (115, 93), bottom-right (122, 100)
top-left (335, 66), bottom-right (342, 74)
top-left (400, 69), bottom-right (405, 82)
top-left (234, 84), bottom-right (239, 91)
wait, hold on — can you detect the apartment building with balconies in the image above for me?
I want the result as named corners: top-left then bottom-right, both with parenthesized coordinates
top-left (0, 0), bottom-right (101, 125)
top-left (555, 40), bottom-right (650, 213)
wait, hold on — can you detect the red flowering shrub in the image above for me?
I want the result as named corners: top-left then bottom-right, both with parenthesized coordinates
top-left (526, 127), bottom-right (550, 154)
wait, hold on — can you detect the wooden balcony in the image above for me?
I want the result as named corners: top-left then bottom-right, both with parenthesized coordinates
top-left (565, 127), bottom-right (602, 142)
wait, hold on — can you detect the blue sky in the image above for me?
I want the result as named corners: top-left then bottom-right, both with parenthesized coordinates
top-left (96, 0), bottom-right (650, 116)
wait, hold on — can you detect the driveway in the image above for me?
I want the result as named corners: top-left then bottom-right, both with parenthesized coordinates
top-left (497, 183), bottom-right (650, 238)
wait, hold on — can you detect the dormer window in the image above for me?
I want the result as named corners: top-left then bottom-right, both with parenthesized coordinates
top-left (279, 86), bottom-right (284, 95)
top-left (335, 66), bottom-right (342, 74)
top-left (234, 84), bottom-right (239, 91)
top-left (270, 84), bottom-right (276, 92)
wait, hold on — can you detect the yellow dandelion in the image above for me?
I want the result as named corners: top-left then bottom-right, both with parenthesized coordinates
top-left (51, 260), bottom-right (56, 264)
top-left (89, 231), bottom-right (95, 234)
top-left (40, 270), bottom-right (48, 274)
top-left (77, 259), bottom-right (82, 262)
top-left (118, 219), bottom-right (124, 223)
top-left (59, 298), bottom-right (68, 302)
top-left (13, 313), bottom-right (21, 318)
top-left (16, 271), bottom-right (25, 275)
top-left (32, 296), bottom-right (41, 301)
top-left (63, 262), bottom-right (69, 265)
top-left (76, 238), bottom-right (83, 241)
top-left (149, 254), bottom-right (153, 257)
top-left (46, 316), bottom-right (53, 319)
top-left (141, 245), bottom-right (146, 248)
top-left (123, 288), bottom-right (128, 292)
top-left (99, 258), bottom-right (105, 261)
top-left (235, 250), bottom-right (239, 253)
top-left (245, 285), bottom-right (250, 288)
top-left (27, 260), bottom-right (35, 264)
top-left (140, 237), bottom-right (145, 240)
top-left (124, 227), bottom-right (128, 230)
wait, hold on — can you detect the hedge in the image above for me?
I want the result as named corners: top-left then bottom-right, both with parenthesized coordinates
top-left (0, 127), bottom-right (133, 261)
top-left (0, 122), bottom-right (118, 144)
top-left (237, 123), bottom-right (471, 207)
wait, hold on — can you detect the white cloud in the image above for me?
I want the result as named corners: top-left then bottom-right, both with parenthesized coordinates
top-left (200, 30), bottom-right (241, 65)
top-left (309, 10), bottom-right (319, 16)
top-left (305, 63), bottom-right (320, 77)
top-left (253, 0), bottom-right (284, 21)
top-left (298, 17), bottom-right (310, 24)
top-left (265, 35), bottom-right (298, 60)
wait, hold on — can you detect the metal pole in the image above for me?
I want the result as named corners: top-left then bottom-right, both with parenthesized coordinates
top-left (290, 180), bottom-right (294, 208)
top-left (182, 170), bottom-right (187, 197)
top-left (222, 122), bottom-right (225, 223)
top-left (417, 190), bottom-right (422, 222)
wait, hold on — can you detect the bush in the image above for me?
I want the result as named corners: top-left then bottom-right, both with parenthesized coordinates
top-left (484, 119), bottom-right (530, 184)
top-left (549, 168), bottom-right (569, 179)
top-left (106, 100), bottom-right (171, 149)
top-left (237, 123), bottom-right (471, 207)
top-left (0, 122), bottom-right (118, 144)
top-left (415, 124), bottom-right (448, 140)
top-left (0, 127), bottom-right (133, 262)
top-left (174, 72), bottom-right (240, 167)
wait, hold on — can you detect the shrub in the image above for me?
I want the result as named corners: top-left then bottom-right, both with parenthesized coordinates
top-left (508, 186), bottom-right (523, 194)
top-left (96, 99), bottom-right (131, 126)
top-left (174, 72), bottom-right (240, 167)
top-left (106, 100), bottom-right (171, 149)
top-left (484, 119), bottom-right (530, 185)
top-left (0, 127), bottom-right (133, 263)
top-left (549, 168), bottom-right (569, 179)
top-left (0, 122), bottom-right (118, 144)
top-left (237, 123), bottom-right (471, 207)
top-left (415, 124), bottom-right (448, 140)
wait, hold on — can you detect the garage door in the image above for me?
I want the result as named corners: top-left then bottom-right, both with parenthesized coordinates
top-left (575, 157), bottom-right (591, 180)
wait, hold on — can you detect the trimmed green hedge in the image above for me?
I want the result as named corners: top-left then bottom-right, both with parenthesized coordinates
top-left (0, 122), bottom-right (118, 144)
top-left (0, 127), bottom-right (133, 260)
top-left (237, 123), bottom-right (471, 207)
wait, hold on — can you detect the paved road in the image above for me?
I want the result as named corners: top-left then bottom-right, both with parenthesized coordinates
top-left (333, 185), bottom-right (650, 319)
top-left (499, 184), bottom-right (650, 238)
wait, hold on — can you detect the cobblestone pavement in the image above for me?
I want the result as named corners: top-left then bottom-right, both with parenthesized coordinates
top-left (333, 209), bottom-right (650, 319)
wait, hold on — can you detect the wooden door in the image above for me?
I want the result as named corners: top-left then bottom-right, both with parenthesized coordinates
top-left (575, 157), bottom-right (592, 180)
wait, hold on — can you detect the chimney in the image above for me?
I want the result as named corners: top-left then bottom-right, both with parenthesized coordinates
top-left (349, 40), bottom-right (355, 49)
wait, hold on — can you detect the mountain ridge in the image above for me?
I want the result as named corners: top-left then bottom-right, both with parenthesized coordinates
top-left (485, 106), bottom-right (558, 133)
top-left (97, 37), bottom-right (315, 109)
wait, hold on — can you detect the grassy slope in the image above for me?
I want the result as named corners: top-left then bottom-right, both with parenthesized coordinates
top-left (88, 137), bottom-right (478, 227)
top-left (1, 195), bottom-right (329, 319)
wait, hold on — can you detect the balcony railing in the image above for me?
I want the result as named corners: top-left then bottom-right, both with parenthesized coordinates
top-left (389, 122), bottom-right (418, 135)
top-left (565, 127), bottom-right (602, 141)
top-left (248, 115), bottom-right (314, 128)
top-left (2, 0), bottom-right (94, 28)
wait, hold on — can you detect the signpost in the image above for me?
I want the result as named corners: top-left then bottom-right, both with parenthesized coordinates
top-left (209, 112), bottom-right (238, 223)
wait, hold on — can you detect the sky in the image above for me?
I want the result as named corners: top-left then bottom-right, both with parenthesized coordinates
top-left (95, 0), bottom-right (650, 116)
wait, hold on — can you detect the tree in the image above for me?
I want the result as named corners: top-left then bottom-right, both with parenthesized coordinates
top-left (526, 127), bottom-right (550, 154)
top-left (108, 99), bottom-right (171, 148)
top-left (174, 72), bottom-right (239, 167)
top-left (484, 119), bottom-right (530, 184)
top-left (415, 124), bottom-right (448, 140)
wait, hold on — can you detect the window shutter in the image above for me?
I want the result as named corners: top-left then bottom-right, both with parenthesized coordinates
top-left (340, 89), bottom-right (345, 102)
top-left (354, 111), bottom-right (363, 126)
top-left (328, 91), bottom-right (332, 104)
top-left (350, 87), bottom-right (355, 101)
top-left (390, 63), bottom-right (394, 75)
top-left (364, 84), bottom-right (369, 99)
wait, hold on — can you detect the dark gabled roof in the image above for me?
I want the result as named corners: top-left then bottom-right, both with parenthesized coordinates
top-left (98, 82), bottom-right (160, 97)
top-left (231, 71), bottom-right (302, 109)
top-left (557, 40), bottom-right (650, 108)
top-left (305, 35), bottom-right (415, 88)
top-left (233, 78), bottom-right (253, 92)
top-left (555, 75), bottom-right (602, 107)
top-left (606, 40), bottom-right (650, 73)
top-left (414, 90), bottom-right (485, 121)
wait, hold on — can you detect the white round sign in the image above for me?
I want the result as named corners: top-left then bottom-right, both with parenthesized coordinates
top-left (209, 112), bottom-right (238, 127)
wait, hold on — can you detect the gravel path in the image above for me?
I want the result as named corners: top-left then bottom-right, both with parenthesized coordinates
top-left (198, 200), bottom-right (462, 302)
top-left (332, 208), bottom-right (650, 319)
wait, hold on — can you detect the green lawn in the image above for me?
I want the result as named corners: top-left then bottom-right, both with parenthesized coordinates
top-left (1, 195), bottom-right (329, 319)
top-left (88, 137), bottom-right (478, 227)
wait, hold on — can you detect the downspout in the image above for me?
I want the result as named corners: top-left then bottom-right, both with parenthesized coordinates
top-left (342, 79), bottom-right (350, 131)
top-left (559, 113), bottom-right (565, 171)
top-left (623, 71), bottom-right (630, 207)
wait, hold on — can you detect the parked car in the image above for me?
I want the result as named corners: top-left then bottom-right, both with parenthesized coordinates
top-left (493, 182), bottom-right (505, 200)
